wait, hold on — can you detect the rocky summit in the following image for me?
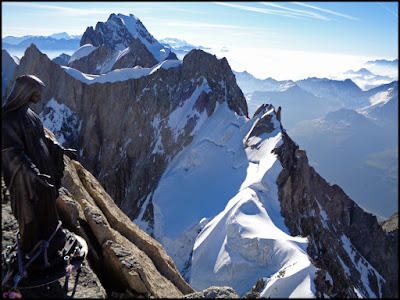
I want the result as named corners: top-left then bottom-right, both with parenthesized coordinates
top-left (2, 11), bottom-right (398, 298)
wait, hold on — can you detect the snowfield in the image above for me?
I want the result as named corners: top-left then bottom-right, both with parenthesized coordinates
top-left (68, 44), bottom-right (96, 64)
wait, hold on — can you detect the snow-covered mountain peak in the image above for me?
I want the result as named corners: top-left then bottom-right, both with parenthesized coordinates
top-left (114, 13), bottom-right (158, 46)
top-left (80, 13), bottom-right (176, 62)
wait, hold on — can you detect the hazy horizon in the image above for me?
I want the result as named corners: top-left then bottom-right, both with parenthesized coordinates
top-left (2, 2), bottom-right (398, 81)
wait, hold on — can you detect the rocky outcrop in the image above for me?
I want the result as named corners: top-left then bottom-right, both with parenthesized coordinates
top-left (60, 158), bottom-right (195, 297)
top-left (271, 118), bottom-right (398, 298)
top-left (242, 278), bottom-right (266, 299)
top-left (69, 39), bottom-right (158, 75)
top-left (380, 212), bottom-right (398, 233)
top-left (182, 286), bottom-right (239, 299)
top-left (2, 128), bottom-right (195, 298)
top-left (11, 44), bottom-right (248, 235)
top-left (1, 191), bottom-right (107, 298)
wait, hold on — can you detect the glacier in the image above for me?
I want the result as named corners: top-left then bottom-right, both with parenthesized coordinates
top-left (149, 102), bottom-right (318, 296)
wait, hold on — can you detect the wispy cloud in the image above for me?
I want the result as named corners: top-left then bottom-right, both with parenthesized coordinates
top-left (214, 1), bottom-right (359, 21)
top-left (292, 2), bottom-right (360, 21)
top-left (2, 2), bottom-right (111, 16)
top-left (377, 2), bottom-right (398, 18)
top-left (165, 21), bottom-right (242, 30)
top-left (214, 2), bottom-right (309, 20)
top-left (163, 20), bottom-right (277, 34)
top-left (260, 2), bottom-right (331, 20)
top-left (162, 6), bottom-right (208, 15)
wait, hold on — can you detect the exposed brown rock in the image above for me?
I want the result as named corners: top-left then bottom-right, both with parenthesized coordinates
top-left (58, 156), bottom-right (194, 297)
top-left (2, 129), bottom-right (195, 297)
top-left (1, 201), bottom-right (107, 298)
top-left (380, 212), bottom-right (398, 233)
top-left (70, 158), bottom-right (195, 295)
top-left (79, 194), bottom-right (184, 298)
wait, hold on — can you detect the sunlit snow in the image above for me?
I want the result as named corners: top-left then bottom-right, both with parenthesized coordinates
top-left (68, 44), bottom-right (96, 64)
top-left (149, 103), bottom-right (317, 297)
top-left (61, 59), bottom-right (181, 84)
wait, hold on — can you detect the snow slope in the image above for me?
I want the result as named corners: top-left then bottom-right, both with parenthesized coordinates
top-left (68, 44), bottom-right (96, 64)
top-left (149, 103), bottom-right (317, 296)
top-left (61, 59), bottom-right (181, 84)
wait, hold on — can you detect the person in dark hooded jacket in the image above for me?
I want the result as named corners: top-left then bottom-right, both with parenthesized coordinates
top-left (2, 74), bottom-right (76, 257)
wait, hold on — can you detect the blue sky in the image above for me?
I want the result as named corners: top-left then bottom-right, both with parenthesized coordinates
top-left (1, 2), bottom-right (398, 80)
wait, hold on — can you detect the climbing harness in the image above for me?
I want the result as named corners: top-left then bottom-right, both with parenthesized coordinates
top-left (2, 221), bottom-right (87, 299)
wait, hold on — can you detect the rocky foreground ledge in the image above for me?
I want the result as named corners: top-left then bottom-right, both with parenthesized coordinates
top-left (2, 129), bottom-right (218, 298)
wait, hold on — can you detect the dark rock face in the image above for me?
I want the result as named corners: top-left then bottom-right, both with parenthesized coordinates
top-left (10, 44), bottom-right (248, 236)
top-left (81, 15), bottom-right (136, 49)
top-left (182, 50), bottom-right (248, 118)
top-left (80, 26), bottom-right (99, 48)
top-left (52, 53), bottom-right (71, 66)
top-left (272, 125), bottom-right (398, 298)
top-left (69, 45), bottom-right (114, 74)
top-left (69, 39), bottom-right (159, 75)
top-left (111, 39), bottom-right (159, 70)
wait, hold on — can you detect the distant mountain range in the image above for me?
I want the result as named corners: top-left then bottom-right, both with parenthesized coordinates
top-left (2, 33), bottom-right (81, 53)
top-left (366, 58), bottom-right (398, 68)
top-left (341, 67), bottom-right (396, 90)
top-left (234, 69), bottom-right (398, 220)
top-left (159, 38), bottom-right (210, 60)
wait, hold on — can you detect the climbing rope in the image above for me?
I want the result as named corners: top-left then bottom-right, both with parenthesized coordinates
top-left (2, 221), bottom-right (63, 298)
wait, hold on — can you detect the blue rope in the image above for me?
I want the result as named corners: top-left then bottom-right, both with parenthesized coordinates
top-left (10, 221), bottom-right (63, 290)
